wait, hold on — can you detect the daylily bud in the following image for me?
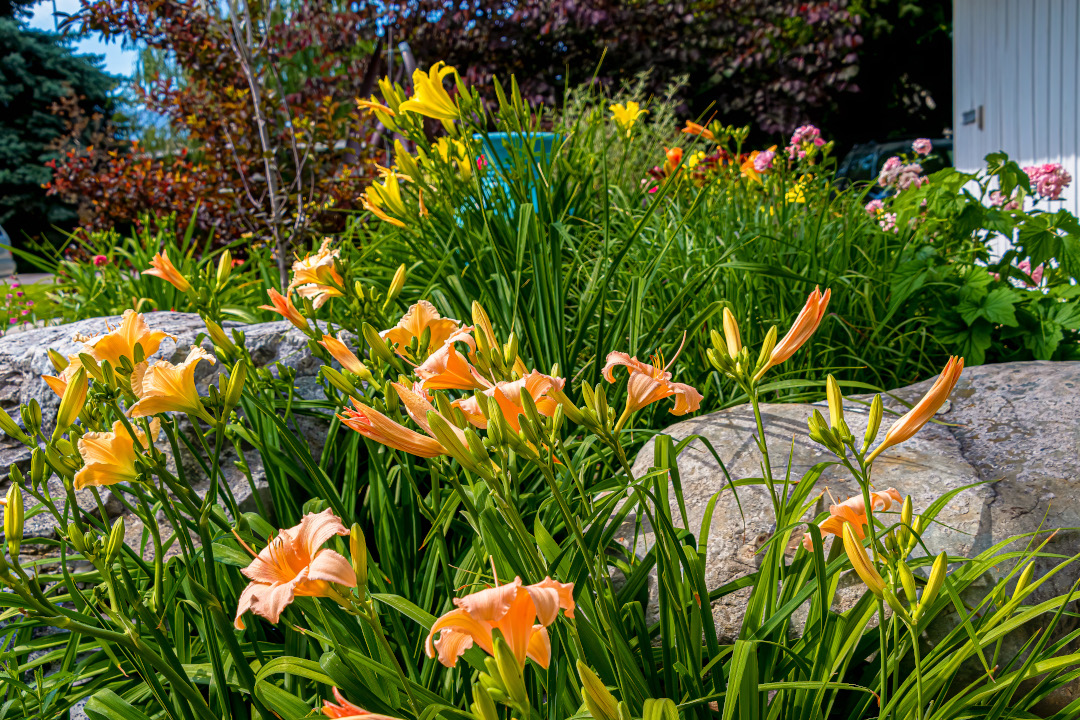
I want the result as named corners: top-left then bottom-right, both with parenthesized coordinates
top-left (216, 250), bottom-right (233, 289)
top-left (807, 409), bottom-right (844, 455)
top-left (492, 634), bottom-right (527, 707)
top-left (225, 359), bottom-right (247, 408)
top-left (23, 399), bottom-right (41, 439)
top-left (320, 366), bottom-right (357, 398)
top-left (428, 412), bottom-right (482, 475)
top-left (8, 465), bottom-right (24, 487)
top-left (0, 410), bottom-right (29, 444)
top-left (919, 551), bottom-right (948, 613)
top-left (883, 586), bottom-right (913, 625)
top-left (578, 661), bottom-right (619, 720)
top-left (842, 522), bottom-right (885, 597)
top-left (1012, 562), bottom-right (1035, 601)
top-left (503, 333), bottom-right (519, 369)
top-left (722, 308), bottom-right (742, 359)
top-left (349, 523), bottom-right (368, 588)
top-left (755, 325), bottom-right (778, 374)
top-left (387, 264), bottom-right (406, 302)
top-left (480, 658), bottom-right (509, 701)
top-left (898, 495), bottom-right (913, 549)
top-left (48, 349), bottom-right (68, 373)
top-left (55, 368), bottom-right (88, 435)
top-left (205, 319), bottom-right (238, 355)
top-left (30, 448), bottom-right (45, 488)
top-left (898, 561), bottom-right (918, 604)
top-left (863, 394), bottom-right (883, 453)
top-left (362, 322), bottom-right (396, 366)
top-left (465, 428), bottom-right (491, 467)
top-left (4, 484), bottom-right (23, 557)
top-left (471, 682), bottom-right (500, 720)
top-left (105, 516), bottom-right (125, 562)
top-left (77, 353), bottom-right (103, 383)
top-left (826, 375), bottom-right (849, 441)
top-left (67, 522), bottom-right (89, 555)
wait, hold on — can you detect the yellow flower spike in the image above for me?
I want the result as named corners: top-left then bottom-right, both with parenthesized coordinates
top-left (610, 102), bottom-right (647, 137)
top-left (142, 251), bottom-right (191, 293)
top-left (866, 356), bottom-right (964, 463)
top-left (842, 522), bottom-right (885, 597)
top-left (398, 62), bottom-right (460, 122)
top-left (128, 346), bottom-right (217, 422)
top-left (721, 307), bottom-right (742, 359)
top-left (74, 418), bottom-right (161, 490)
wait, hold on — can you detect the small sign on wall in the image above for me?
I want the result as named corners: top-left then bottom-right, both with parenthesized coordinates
top-left (961, 106), bottom-right (985, 130)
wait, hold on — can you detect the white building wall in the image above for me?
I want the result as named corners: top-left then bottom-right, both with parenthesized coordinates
top-left (954, 0), bottom-right (1080, 221)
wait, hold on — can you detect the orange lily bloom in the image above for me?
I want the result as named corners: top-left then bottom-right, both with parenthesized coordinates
top-left (356, 97), bottom-right (396, 117)
top-left (143, 251), bottom-right (191, 292)
top-left (289, 240), bottom-right (344, 309)
top-left (381, 301), bottom-right (463, 359)
top-left (754, 286), bottom-right (831, 381)
top-left (260, 289), bottom-right (310, 332)
top-left (802, 487), bottom-right (902, 550)
top-left (128, 346), bottom-right (216, 420)
top-left (84, 309), bottom-right (175, 368)
top-left (43, 355), bottom-right (84, 398)
top-left (602, 350), bottom-right (702, 416)
top-left (234, 509), bottom-right (356, 629)
top-left (416, 330), bottom-right (486, 391)
top-left (663, 146), bottom-right (684, 175)
top-left (866, 356), bottom-right (965, 463)
top-left (481, 371), bottom-right (566, 432)
top-left (681, 121), bottom-right (715, 141)
top-left (323, 688), bottom-right (404, 720)
top-left (339, 397), bottom-right (447, 458)
top-left (319, 335), bottom-right (366, 376)
top-left (426, 576), bottom-right (575, 669)
top-left (390, 381), bottom-right (472, 449)
top-left (74, 418), bottom-right (161, 490)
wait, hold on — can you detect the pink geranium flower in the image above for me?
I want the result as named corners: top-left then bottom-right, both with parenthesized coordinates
top-left (912, 138), bottom-right (932, 155)
top-left (1023, 163), bottom-right (1072, 200)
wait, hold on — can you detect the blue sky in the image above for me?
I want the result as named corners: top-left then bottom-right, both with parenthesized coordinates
top-left (28, 0), bottom-right (138, 78)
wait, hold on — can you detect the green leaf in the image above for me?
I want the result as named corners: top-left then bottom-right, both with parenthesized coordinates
top-left (84, 690), bottom-right (154, 720)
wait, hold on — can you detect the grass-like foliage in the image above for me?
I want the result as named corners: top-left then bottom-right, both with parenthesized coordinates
top-left (1, 62), bottom-right (1079, 720)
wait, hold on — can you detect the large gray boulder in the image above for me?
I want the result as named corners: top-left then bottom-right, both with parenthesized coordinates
top-left (0, 312), bottom-right (331, 550)
top-left (631, 361), bottom-right (1080, 707)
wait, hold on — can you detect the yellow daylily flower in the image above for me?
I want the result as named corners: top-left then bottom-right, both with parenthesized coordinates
top-left (128, 346), bottom-right (216, 421)
top-left (74, 418), bottom-right (161, 490)
top-left (398, 62), bottom-right (460, 122)
top-left (84, 310), bottom-right (176, 368)
top-left (610, 102), bottom-right (647, 137)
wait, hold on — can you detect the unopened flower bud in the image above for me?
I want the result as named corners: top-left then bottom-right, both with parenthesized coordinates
top-left (47, 349), bottom-right (68, 373)
top-left (863, 394), bottom-right (883, 453)
top-left (105, 516), bottom-right (125, 562)
top-left (67, 522), bottom-right (89, 555)
top-left (205, 318), bottom-right (238, 355)
top-left (0, 410), bottom-right (28, 444)
top-left (898, 561), bottom-right (918, 604)
top-left (55, 368), bottom-right (88, 436)
top-left (918, 551), bottom-right (948, 618)
top-left (826, 374), bottom-right (850, 441)
top-left (30, 448), bottom-right (45, 488)
top-left (1012, 562), bottom-right (1035, 601)
top-left (216, 249), bottom-right (233, 289)
top-left (349, 523), bottom-right (367, 589)
top-left (898, 495), bottom-right (913, 548)
top-left (4, 484), bottom-right (23, 557)
top-left (321, 366), bottom-right (358, 398)
top-left (883, 586), bottom-right (913, 625)
top-left (387, 264), bottom-right (406, 302)
top-left (77, 353), bottom-right (103, 383)
top-left (492, 634), bottom-right (527, 707)
top-left (722, 307), bottom-right (742, 359)
top-left (754, 325), bottom-right (778, 375)
top-left (225, 360), bottom-right (247, 408)
top-left (362, 322), bottom-right (395, 366)
top-left (471, 682), bottom-right (500, 720)
top-left (577, 661), bottom-right (618, 720)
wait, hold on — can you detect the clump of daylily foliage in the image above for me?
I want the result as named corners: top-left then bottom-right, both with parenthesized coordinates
top-left (1, 61), bottom-right (1079, 720)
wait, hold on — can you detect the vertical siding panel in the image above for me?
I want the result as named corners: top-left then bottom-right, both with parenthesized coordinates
top-left (994, 0), bottom-right (1008, 155)
top-left (1048, 0), bottom-right (1063, 168)
top-left (1018, 1), bottom-right (1037, 164)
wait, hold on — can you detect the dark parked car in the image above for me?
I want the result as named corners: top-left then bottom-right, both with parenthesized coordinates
top-left (837, 138), bottom-right (953, 199)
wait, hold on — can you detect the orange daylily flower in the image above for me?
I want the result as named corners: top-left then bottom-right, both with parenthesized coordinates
top-left (289, 240), bottom-right (345, 309)
top-left (260, 289), bottom-right (310, 332)
top-left (602, 349), bottom-right (702, 416)
top-left (84, 309), bottom-right (176, 368)
top-left (323, 688), bottom-right (404, 720)
top-left (356, 97), bottom-right (396, 117)
top-left (754, 286), bottom-right (831, 381)
top-left (415, 329), bottom-right (485, 391)
top-left (43, 355), bottom-right (84, 398)
top-left (143, 252), bottom-right (191, 292)
top-left (739, 146), bottom-right (777, 184)
top-left (426, 576), bottom-right (575, 669)
top-left (479, 371), bottom-right (566, 432)
top-left (381, 301), bottom-right (463, 359)
top-left (234, 509), bottom-right (356, 629)
top-left (681, 121), bottom-right (715, 141)
top-left (866, 356), bottom-right (965, 463)
top-left (319, 335), bottom-right (366, 376)
top-left (802, 488), bottom-right (903, 550)
top-left (339, 397), bottom-right (448, 458)
top-left (74, 418), bottom-right (161, 490)
top-left (663, 146), bottom-right (684, 175)
top-left (128, 346), bottom-right (216, 420)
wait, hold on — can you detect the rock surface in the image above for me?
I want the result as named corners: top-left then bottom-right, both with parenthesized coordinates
top-left (631, 361), bottom-right (1080, 707)
top-left (0, 312), bottom-right (327, 548)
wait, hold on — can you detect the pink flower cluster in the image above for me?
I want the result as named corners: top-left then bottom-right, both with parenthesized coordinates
top-left (989, 190), bottom-right (1020, 211)
top-left (1, 279), bottom-right (35, 335)
top-left (864, 199), bottom-right (885, 215)
top-left (912, 138), bottom-right (932, 156)
top-left (991, 260), bottom-right (1044, 286)
top-left (786, 125), bottom-right (825, 160)
top-left (878, 212), bottom-right (898, 233)
top-left (878, 156), bottom-right (927, 191)
top-left (1023, 163), bottom-right (1072, 200)
top-left (753, 150), bottom-right (776, 173)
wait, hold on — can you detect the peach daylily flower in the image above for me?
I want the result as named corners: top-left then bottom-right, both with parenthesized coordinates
top-left (143, 251), bottom-right (191, 292)
top-left (380, 301), bottom-right (463, 359)
top-left (289, 241), bottom-right (344, 309)
top-left (322, 688), bottom-right (404, 720)
top-left (339, 397), bottom-right (447, 458)
top-left (866, 356), bottom-right (965, 463)
top-left (319, 335), bottom-right (366, 376)
top-left (128, 346), bottom-right (216, 419)
top-left (426, 576), bottom-right (575, 669)
top-left (663, 146), bottom-right (683, 175)
top-left (260, 289), bottom-right (310, 332)
top-left (602, 351), bottom-right (702, 416)
top-left (84, 309), bottom-right (176, 368)
top-left (753, 286), bottom-right (831, 382)
top-left (415, 330), bottom-right (485, 391)
top-left (74, 418), bottom-right (161, 490)
top-left (801, 487), bottom-right (903, 550)
top-left (43, 355), bottom-right (84, 398)
top-left (234, 509), bottom-right (356, 629)
top-left (681, 121), bottom-right (715, 141)
top-left (481, 371), bottom-right (566, 432)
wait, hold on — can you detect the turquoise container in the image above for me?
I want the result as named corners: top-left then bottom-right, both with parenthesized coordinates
top-left (472, 132), bottom-right (562, 213)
